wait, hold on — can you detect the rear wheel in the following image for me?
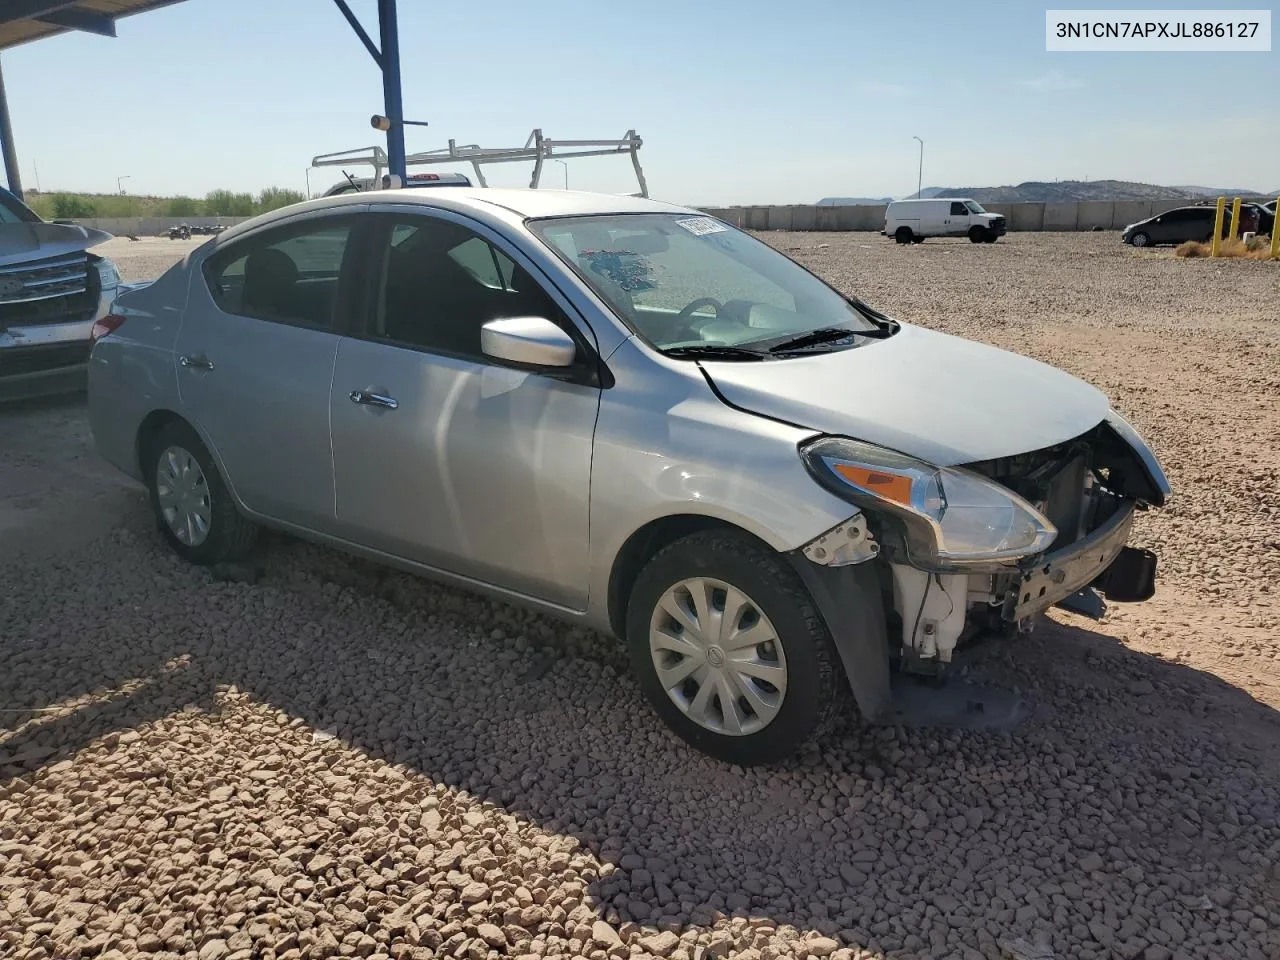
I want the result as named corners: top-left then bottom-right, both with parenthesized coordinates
top-left (144, 420), bottom-right (258, 565)
top-left (894, 226), bottom-right (913, 244)
top-left (626, 531), bottom-right (844, 765)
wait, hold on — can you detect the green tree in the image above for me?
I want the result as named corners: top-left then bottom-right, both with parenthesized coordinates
top-left (50, 194), bottom-right (97, 218)
top-left (256, 187), bottom-right (305, 213)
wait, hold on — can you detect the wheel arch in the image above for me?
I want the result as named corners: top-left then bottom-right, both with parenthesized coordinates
top-left (607, 513), bottom-right (895, 728)
top-left (135, 409), bottom-right (244, 509)
top-left (606, 514), bottom-right (775, 640)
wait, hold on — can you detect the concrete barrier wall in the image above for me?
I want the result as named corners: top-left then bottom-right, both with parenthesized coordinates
top-left (698, 200), bottom-right (1230, 232)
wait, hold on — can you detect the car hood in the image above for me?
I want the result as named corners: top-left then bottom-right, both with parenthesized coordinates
top-left (700, 323), bottom-right (1110, 465)
top-left (0, 221), bottom-right (113, 267)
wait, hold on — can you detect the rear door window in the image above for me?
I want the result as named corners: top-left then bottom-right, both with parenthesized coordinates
top-left (204, 218), bottom-right (355, 330)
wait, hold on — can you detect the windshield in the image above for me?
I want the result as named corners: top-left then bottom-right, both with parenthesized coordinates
top-left (963, 200), bottom-right (986, 214)
top-left (529, 213), bottom-right (881, 354)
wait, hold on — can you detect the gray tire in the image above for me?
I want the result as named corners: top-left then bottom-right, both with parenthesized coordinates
top-left (626, 531), bottom-right (844, 765)
top-left (144, 420), bottom-right (258, 565)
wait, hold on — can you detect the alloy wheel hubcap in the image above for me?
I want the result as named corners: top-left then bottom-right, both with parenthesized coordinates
top-left (649, 577), bottom-right (787, 737)
top-left (155, 445), bottom-right (212, 547)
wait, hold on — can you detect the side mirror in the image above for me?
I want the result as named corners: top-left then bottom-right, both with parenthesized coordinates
top-left (480, 316), bottom-right (576, 368)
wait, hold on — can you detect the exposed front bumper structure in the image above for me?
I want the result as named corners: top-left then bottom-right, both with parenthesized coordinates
top-left (1003, 502), bottom-right (1136, 622)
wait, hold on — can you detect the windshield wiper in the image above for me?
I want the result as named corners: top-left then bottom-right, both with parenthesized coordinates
top-left (662, 344), bottom-right (768, 361)
top-left (766, 325), bottom-right (890, 354)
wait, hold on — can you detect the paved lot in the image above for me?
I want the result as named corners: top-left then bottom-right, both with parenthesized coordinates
top-left (1, 233), bottom-right (1278, 960)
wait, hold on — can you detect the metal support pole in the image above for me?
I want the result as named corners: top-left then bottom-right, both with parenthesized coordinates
top-left (529, 129), bottom-right (544, 189)
top-left (0, 55), bottom-right (23, 200)
top-left (628, 130), bottom-right (649, 198)
top-left (1211, 197), bottom-right (1225, 257)
top-left (1271, 197), bottom-right (1279, 259)
top-left (376, 0), bottom-right (406, 183)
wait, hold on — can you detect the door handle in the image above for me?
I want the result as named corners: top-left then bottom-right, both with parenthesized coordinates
top-left (179, 354), bottom-right (214, 371)
top-left (349, 389), bottom-right (399, 410)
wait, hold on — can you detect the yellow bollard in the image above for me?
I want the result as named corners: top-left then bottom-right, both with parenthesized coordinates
top-left (1211, 197), bottom-right (1226, 257)
top-left (1230, 196), bottom-right (1242, 242)
top-left (1272, 197), bottom-right (1279, 259)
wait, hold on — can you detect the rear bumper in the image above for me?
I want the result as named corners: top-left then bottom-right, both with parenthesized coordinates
top-left (1003, 503), bottom-right (1138, 621)
top-left (0, 361), bottom-right (87, 401)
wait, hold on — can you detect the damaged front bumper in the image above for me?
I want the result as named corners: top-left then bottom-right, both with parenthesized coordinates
top-left (1003, 502), bottom-right (1149, 622)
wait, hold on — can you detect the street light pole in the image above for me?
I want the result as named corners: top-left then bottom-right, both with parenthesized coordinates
top-left (117, 175), bottom-right (131, 195)
top-left (554, 159), bottom-right (568, 190)
top-left (911, 137), bottom-right (923, 198)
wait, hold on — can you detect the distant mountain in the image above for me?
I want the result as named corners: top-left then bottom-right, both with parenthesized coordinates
top-left (816, 196), bottom-right (894, 206)
top-left (901, 180), bottom-right (1271, 203)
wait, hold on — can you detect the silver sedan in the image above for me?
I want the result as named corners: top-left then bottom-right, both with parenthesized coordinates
top-left (88, 189), bottom-right (1169, 764)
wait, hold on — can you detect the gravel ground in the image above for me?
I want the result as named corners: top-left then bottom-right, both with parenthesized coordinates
top-left (2, 233), bottom-right (1279, 960)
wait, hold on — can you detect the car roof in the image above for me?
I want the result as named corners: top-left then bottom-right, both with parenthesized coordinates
top-left (212, 188), bottom-right (698, 248)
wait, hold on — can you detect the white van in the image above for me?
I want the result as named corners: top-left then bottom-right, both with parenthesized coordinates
top-left (884, 198), bottom-right (1007, 244)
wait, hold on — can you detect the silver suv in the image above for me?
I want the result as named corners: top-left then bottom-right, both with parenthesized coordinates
top-left (1, 187), bottom-right (121, 401)
top-left (88, 189), bottom-right (1169, 764)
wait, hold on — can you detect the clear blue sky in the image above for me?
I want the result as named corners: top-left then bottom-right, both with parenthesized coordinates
top-left (5, 0), bottom-right (1277, 204)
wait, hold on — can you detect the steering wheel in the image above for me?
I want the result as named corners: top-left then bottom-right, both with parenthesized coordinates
top-left (674, 297), bottom-right (724, 339)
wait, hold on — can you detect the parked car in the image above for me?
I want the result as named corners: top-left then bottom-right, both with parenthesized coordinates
top-left (1, 185), bottom-right (121, 401)
top-left (1237, 202), bottom-right (1269, 236)
top-left (1260, 200), bottom-right (1276, 235)
top-left (883, 197), bottom-right (1007, 244)
top-left (1121, 205), bottom-right (1240, 247)
top-left (321, 171), bottom-right (472, 197)
top-left (88, 189), bottom-right (1169, 764)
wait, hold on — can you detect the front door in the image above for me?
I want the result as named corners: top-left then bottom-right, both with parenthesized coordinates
top-left (329, 209), bottom-right (601, 609)
top-left (946, 201), bottom-right (970, 236)
top-left (175, 212), bottom-right (362, 529)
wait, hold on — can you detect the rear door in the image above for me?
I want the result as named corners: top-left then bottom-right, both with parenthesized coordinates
top-left (176, 210), bottom-right (365, 530)
top-left (329, 206), bottom-right (602, 608)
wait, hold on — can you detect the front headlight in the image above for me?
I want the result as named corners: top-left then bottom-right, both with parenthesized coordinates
top-left (95, 258), bottom-right (120, 290)
top-left (801, 437), bottom-right (1057, 566)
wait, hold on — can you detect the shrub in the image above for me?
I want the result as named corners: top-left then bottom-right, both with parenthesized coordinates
top-left (257, 187), bottom-right (305, 212)
top-left (50, 193), bottom-right (97, 218)
top-left (1175, 236), bottom-right (1275, 260)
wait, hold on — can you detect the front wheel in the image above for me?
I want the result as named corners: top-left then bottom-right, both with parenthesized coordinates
top-left (626, 531), bottom-right (845, 765)
top-left (982, 230), bottom-right (999, 243)
top-left (145, 420), bottom-right (259, 565)
top-left (968, 226), bottom-right (986, 243)
top-left (1130, 231), bottom-right (1151, 247)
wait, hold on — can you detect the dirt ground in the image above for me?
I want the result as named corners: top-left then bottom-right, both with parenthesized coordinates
top-left (1, 233), bottom-right (1278, 960)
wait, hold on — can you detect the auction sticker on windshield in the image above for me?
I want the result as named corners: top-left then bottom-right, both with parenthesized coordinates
top-left (674, 217), bottom-right (728, 236)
